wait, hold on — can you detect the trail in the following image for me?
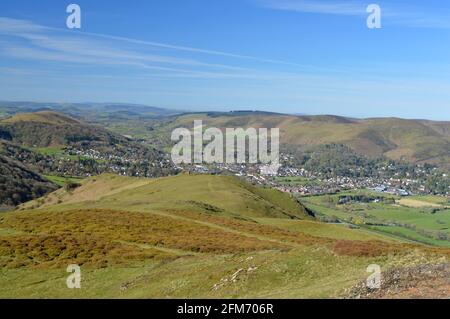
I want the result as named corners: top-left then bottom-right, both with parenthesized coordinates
top-left (131, 208), bottom-right (305, 249)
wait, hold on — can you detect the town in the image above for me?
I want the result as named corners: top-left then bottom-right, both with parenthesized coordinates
top-left (177, 152), bottom-right (449, 197)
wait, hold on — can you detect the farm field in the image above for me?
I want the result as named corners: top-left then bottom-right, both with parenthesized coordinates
top-left (300, 191), bottom-right (450, 247)
top-left (43, 175), bottom-right (85, 187)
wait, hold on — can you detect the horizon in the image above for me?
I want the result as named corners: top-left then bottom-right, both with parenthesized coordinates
top-left (2, 98), bottom-right (449, 122)
top-left (1, 1), bottom-right (450, 120)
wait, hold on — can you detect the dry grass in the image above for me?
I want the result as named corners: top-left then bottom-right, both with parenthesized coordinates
top-left (0, 209), bottom-right (287, 269)
top-left (170, 210), bottom-right (332, 246)
top-left (397, 198), bottom-right (443, 208)
top-left (332, 239), bottom-right (450, 258)
top-left (0, 233), bottom-right (170, 269)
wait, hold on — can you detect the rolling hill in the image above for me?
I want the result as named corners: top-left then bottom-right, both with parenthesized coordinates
top-left (152, 112), bottom-right (450, 166)
top-left (0, 111), bottom-right (135, 148)
top-left (19, 173), bottom-right (312, 220)
top-left (1, 173), bottom-right (449, 298)
top-left (0, 111), bottom-right (177, 206)
top-left (1, 105), bottom-right (448, 167)
top-left (0, 101), bottom-right (180, 120)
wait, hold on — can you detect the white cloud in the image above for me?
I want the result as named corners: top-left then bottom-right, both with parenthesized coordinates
top-left (256, 0), bottom-right (450, 29)
top-left (258, 0), bottom-right (366, 16)
top-left (0, 17), bottom-right (47, 34)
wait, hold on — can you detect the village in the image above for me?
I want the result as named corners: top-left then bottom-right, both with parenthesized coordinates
top-left (178, 154), bottom-right (448, 197)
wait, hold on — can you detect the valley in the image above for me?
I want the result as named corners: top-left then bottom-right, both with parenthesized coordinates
top-left (0, 103), bottom-right (449, 299)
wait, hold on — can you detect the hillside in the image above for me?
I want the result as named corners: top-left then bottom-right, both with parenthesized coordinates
top-left (0, 111), bottom-right (176, 184)
top-left (0, 154), bottom-right (57, 208)
top-left (19, 174), bottom-right (311, 220)
top-left (2, 107), bottom-right (448, 167)
top-left (2, 173), bottom-right (449, 298)
top-left (152, 112), bottom-right (450, 166)
top-left (0, 101), bottom-right (179, 120)
top-left (0, 111), bottom-right (134, 148)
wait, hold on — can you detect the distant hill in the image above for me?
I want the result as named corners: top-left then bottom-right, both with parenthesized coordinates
top-left (0, 111), bottom-right (169, 169)
top-left (0, 154), bottom-right (57, 207)
top-left (0, 101), bottom-right (181, 120)
top-left (0, 111), bottom-right (133, 148)
top-left (161, 112), bottom-right (450, 167)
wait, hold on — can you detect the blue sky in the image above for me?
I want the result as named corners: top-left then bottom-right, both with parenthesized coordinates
top-left (0, 0), bottom-right (449, 119)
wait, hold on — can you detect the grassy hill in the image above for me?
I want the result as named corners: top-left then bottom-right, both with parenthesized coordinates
top-left (1, 174), bottom-right (449, 298)
top-left (19, 174), bottom-right (311, 220)
top-left (0, 101), bottom-right (179, 120)
top-left (0, 111), bottom-right (178, 206)
top-left (0, 111), bottom-right (132, 148)
top-left (150, 112), bottom-right (450, 166)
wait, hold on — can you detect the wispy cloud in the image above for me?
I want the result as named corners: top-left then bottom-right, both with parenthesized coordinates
top-left (0, 16), bottom-right (313, 74)
top-left (257, 0), bottom-right (367, 16)
top-left (256, 0), bottom-right (450, 29)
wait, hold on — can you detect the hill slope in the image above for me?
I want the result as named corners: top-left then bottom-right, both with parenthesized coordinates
top-left (0, 154), bottom-right (57, 208)
top-left (0, 111), bottom-right (132, 148)
top-left (2, 173), bottom-right (449, 298)
top-left (20, 174), bottom-right (311, 219)
top-left (0, 101), bottom-right (179, 120)
top-left (153, 112), bottom-right (450, 166)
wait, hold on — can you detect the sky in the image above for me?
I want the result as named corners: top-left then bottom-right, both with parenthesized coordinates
top-left (0, 0), bottom-right (449, 120)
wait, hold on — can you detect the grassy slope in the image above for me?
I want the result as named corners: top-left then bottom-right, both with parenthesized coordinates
top-left (1, 111), bottom-right (81, 125)
top-left (1, 174), bottom-right (449, 298)
top-left (0, 111), bottom-right (128, 148)
top-left (43, 175), bottom-right (85, 187)
top-left (20, 174), bottom-right (311, 219)
top-left (160, 113), bottom-right (450, 166)
top-left (0, 154), bottom-right (58, 206)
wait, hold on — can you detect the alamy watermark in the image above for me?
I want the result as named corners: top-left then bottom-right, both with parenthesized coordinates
top-left (64, 4), bottom-right (380, 30)
top-left (366, 264), bottom-right (382, 289)
top-left (171, 120), bottom-right (280, 168)
top-left (66, 4), bottom-right (81, 29)
top-left (66, 264), bottom-right (81, 289)
top-left (367, 4), bottom-right (382, 29)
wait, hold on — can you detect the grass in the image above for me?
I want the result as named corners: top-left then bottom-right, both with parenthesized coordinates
top-left (406, 195), bottom-right (449, 206)
top-left (31, 147), bottom-right (65, 156)
top-left (1, 111), bottom-right (80, 125)
top-left (397, 198), bottom-right (443, 208)
top-left (275, 176), bottom-right (323, 187)
top-left (148, 112), bottom-right (450, 165)
top-left (368, 225), bottom-right (450, 247)
top-left (44, 175), bottom-right (85, 187)
top-left (254, 218), bottom-right (397, 242)
top-left (300, 191), bottom-right (450, 247)
top-left (0, 247), bottom-right (382, 299)
top-left (1, 174), bottom-right (449, 298)
top-left (20, 174), bottom-right (311, 220)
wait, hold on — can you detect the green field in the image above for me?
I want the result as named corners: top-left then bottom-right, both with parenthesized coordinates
top-left (44, 175), bottom-right (85, 187)
top-left (275, 176), bottom-right (323, 187)
top-left (300, 191), bottom-right (450, 247)
top-left (31, 147), bottom-right (65, 156)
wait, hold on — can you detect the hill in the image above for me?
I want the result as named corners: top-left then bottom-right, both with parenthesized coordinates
top-left (0, 111), bottom-right (134, 148)
top-left (2, 173), bottom-right (449, 298)
top-left (0, 111), bottom-right (177, 206)
top-left (20, 173), bottom-right (311, 220)
top-left (0, 101), bottom-right (180, 120)
top-left (0, 154), bottom-right (57, 208)
top-left (0, 111), bottom-right (173, 171)
top-left (152, 112), bottom-right (450, 166)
